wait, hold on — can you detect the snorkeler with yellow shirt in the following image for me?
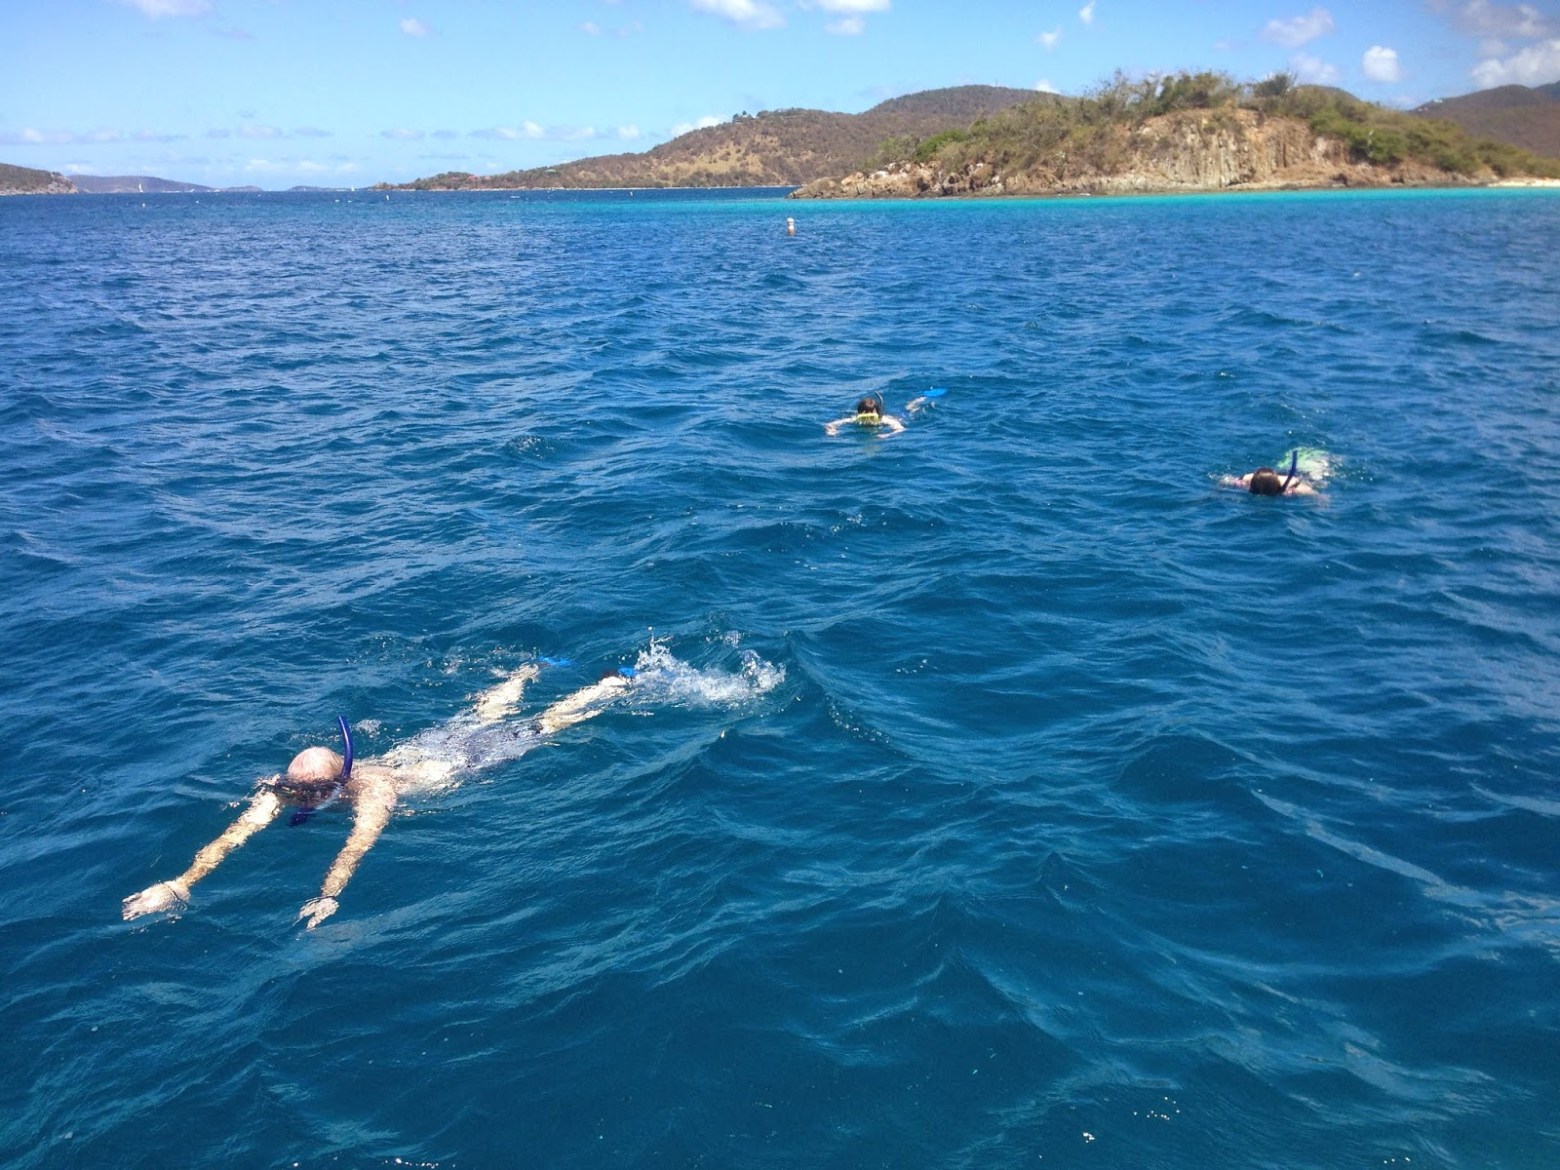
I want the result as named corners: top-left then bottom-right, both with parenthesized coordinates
top-left (824, 387), bottom-right (945, 436)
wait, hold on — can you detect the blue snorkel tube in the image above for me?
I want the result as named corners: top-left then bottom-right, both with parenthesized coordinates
top-left (289, 715), bottom-right (353, 827)
top-left (1280, 450), bottom-right (1299, 494)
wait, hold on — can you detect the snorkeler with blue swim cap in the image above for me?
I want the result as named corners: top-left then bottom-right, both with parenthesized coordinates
top-left (121, 663), bottom-right (638, 930)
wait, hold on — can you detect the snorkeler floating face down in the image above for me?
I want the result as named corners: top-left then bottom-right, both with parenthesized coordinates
top-left (121, 663), bottom-right (638, 930)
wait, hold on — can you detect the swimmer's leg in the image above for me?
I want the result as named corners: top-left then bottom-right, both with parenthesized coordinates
top-left (533, 673), bottom-right (632, 737)
top-left (471, 663), bottom-right (541, 725)
top-left (122, 788), bottom-right (284, 920)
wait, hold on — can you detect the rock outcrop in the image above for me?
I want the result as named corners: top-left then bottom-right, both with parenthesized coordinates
top-left (792, 109), bottom-right (1488, 199)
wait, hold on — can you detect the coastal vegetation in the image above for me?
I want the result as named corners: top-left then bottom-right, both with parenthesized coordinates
top-left (793, 71), bottom-right (1560, 198)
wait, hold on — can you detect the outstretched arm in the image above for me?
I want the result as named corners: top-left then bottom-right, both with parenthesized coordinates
top-left (122, 787), bottom-right (284, 920)
top-left (824, 416), bottom-right (854, 436)
top-left (298, 768), bottom-right (397, 929)
top-left (880, 415), bottom-right (906, 435)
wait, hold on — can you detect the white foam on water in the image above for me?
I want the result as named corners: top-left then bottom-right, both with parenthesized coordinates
top-left (626, 639), bottom-right (786, 709)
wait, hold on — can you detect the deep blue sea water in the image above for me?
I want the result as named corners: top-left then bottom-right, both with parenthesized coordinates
top-left (2, 185), bottom-right (1558, 1169)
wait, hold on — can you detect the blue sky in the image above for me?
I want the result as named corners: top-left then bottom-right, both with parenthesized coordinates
top-left (3, 0), bottom-right (1558, 189)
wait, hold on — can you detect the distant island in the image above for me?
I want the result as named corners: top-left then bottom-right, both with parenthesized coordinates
top-left (0, 163), bottom-right (326, 197)
top-left (0, 162), bottom-right (75, 195)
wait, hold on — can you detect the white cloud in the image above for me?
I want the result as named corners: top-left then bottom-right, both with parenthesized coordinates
top-left (1037, 27), bottom-right (1062, 49)
top-left (1471, 37), bottom-right (1560, 85)
top-left (400, 18), bottom-right (431, 37)
top-left (1035, 79), bottom-right (1061, 94)
top-left (382, 129), bottom-right (425, 140)
top-left (809, 0), bottom-right (890, 10)
top-left (1448, 0), bottom-right (1555, 39)
top-left (691, 0), bottom-right (785, 30)
top-left (672, 115), bottom-right (724, 135)
top-left (119, 0), bottom-right (211, 17)
top-left (581, 21), bottom-right (603, 35)
top-left (617, 125), bottom-right (642, 140)
top-left (827, 16), bottom-right (865, 34)
top-left (1261, 7), bottom-right (1334, 48)
top-left (1362, 45), bottom-right (1401, 82)
top-left (237, 124), bottom-right (284, 139)
top-left (1078, 0), bottom-right (1095, 26)
top-left (1291, 52), bottom-right (1340, 83)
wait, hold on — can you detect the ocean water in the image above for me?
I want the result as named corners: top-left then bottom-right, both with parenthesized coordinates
top-left (1, 185), bottom-right (1557, 1169)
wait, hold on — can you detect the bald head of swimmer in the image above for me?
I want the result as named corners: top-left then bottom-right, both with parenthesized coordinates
top-left (286, 746), bottom-right (346, 783)
top-left (1248, 468), bottom-right (1286, 496)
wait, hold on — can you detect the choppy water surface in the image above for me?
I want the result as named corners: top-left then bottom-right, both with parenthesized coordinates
top-left (1, 186), bottom-right (1558, 1169)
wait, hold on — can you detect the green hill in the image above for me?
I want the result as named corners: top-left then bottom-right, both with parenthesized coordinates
top-left (391, 85), bottom-right (1038, 190)
top-left (1411, 83), bottom-right (1560, 159)
top-left (0, 162), bottom-right (75, 195)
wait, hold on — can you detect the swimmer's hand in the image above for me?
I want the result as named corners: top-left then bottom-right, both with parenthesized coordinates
top-left (122, 879), bottom-right (190, 921)
top-left (297, 896), bottom-right (339, 930)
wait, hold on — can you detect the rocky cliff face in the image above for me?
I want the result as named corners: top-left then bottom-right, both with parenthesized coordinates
top-left (793, 109), bottom-right (1484, 198)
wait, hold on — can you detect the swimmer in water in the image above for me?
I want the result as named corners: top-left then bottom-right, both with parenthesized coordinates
top-left (121, 663), bottom-right (635, 929)
top-left (824, 394), bottom-right (905, 437)
top-left (786, 216), bottom-right (796, 236)
top-left (1220, 451), bottom-right (1318, 497)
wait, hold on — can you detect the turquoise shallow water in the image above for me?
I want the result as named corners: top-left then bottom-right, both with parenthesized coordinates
top-left (1, 186), bottom-right (1558, 1168)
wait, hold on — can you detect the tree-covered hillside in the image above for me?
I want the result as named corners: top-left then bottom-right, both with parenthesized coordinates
top-left (391, 86), bottom-right (1037, 190)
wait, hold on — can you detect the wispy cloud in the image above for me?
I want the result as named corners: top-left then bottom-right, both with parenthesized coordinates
top-left (801, 0), bottom-right (889, 34)
top-left (1078, 0), bottom-right (1095, 26)
top-left (1035, 79), bottom-right (1061, 94)
top-left (118, 0), bottom-right (211, 17)
top-left (236, 124), bottom-right (285, 140)
top-left (617, 125), bottom-right (642, 140)
top-left (690, 0), bottom-right (785, 31)
top-left (1261, 7), bottom-right (1334, 48)
top-left (1290, 52), bottom-right (1340, 83)
top-left (382, 129), bottom-right (426, 141)
top-left (400, 18), bottom-right (432, 37)
top-left (472, 123), bottom-right (547, 141)
top-left (671, 115), bottom-right (724, 135)
top-left (1362, 45), bottom-right (1401, 82)
top-left (1471, 37), bottom-right (1560, 86)
top-left (1037, 27), bottom-right (1062, 49)
top-left (1, 126), bottom-right (191, 145)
